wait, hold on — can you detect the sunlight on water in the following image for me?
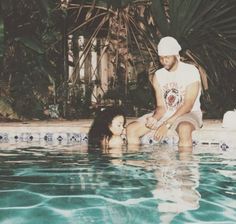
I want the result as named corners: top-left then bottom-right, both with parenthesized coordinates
top-left (0, 144), bottom-right (235, 224)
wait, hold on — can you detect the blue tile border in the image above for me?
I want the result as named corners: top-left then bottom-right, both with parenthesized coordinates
top-left (0, 131), bottom-right (234, 149)
top-left (0, 133), bottom-right (9, 143)
top-left (0, 132), bottom-right (88, 145)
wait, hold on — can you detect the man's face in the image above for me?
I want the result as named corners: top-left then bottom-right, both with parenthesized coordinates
top-left (159, 55), bottom-right (178, 71)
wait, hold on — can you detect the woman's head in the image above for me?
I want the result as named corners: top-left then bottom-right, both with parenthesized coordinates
top-left (88, 107), bottom-right (126, 146)
top-left (109, 115), bottom-right (125, 136)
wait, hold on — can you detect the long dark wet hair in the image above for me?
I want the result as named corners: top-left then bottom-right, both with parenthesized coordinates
top-left (88, 107), bottom-right (126, 147)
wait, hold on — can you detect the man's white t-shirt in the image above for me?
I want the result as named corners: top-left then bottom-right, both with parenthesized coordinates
top-left (155, 61), bottom-right (201, 115)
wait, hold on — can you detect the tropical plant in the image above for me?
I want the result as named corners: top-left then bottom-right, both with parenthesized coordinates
top-left (0, 8), bottom-right (3, 72)
top-left (149, 0), bottom-right (236, 117)
top-left (0, 0), bottom-right (65, 119)
top-left (1, 0), bottom-right (236, 119)
top-left (0, 96), bottom-right (19, 120)
top-left (58, 0), bottom-right (160, 116)
top-left (61, 0), bottom-right (236, 118)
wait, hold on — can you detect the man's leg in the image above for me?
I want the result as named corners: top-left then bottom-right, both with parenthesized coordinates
top-left (176, 121), bottom-right (195, 147)
top-left (126, 121), bottom-right (150, 144)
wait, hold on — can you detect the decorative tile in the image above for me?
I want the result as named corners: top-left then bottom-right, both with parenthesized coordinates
top-left (220, 142), bottom-right (229, 151)
top-left (14, 135), bottom-right (19, 140)
top-left (57, 135), bottom-right (64, 142)
top-left (67, 133), bottom-right (82, 143)
top-left (43, 133), bottom-right (54, 142)
top-left (0, 133), bottom-right (9, 143)
top-left (19, 133), bottom-right (40, 142)
top-left (1, 130), bottom-right (233, 148)
top-left (81, 133), bottom-right (88, 143)
top-left (54, 133), bottom-right (68, 144)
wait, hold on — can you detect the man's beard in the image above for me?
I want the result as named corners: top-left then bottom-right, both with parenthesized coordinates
top-left (165, 58), bottom-right (178, 71)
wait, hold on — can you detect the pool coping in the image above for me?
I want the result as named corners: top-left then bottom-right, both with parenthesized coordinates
top-left (0, 119), bottom-right (236, 147)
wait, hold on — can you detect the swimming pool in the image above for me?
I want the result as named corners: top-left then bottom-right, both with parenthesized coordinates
top-left (0, 144), bottom-right (235, 224)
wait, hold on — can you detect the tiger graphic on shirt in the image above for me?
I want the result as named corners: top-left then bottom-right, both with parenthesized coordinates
top-left (163, 82), bottom-right (184, 111)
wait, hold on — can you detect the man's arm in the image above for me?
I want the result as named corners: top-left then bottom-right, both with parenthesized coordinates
top-left (146, 74), bottom-right (166, 129)
top-left (152, 74), bottom-right (166, 119)
top-left (153, 80), bottom-right (200, 141)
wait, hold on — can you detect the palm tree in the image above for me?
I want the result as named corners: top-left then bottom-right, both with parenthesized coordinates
top-left (60, 0), bottom-right (161, 116)
top-left (0, 14), bottom-right (3, 61)
top-left (1, 0), bottom-right (236, 119)
top-left (62, 0), bottom-right (236, 118)
top-left (0, 0), bottom-right (64, 118)
top-left (150, 0), bottom-right (236, 117)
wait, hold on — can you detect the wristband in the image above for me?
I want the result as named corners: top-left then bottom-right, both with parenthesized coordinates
top-left (163, 121), bottom-right (172, 129)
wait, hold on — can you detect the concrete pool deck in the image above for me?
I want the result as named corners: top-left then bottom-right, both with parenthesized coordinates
top-left (0, 119), bottom-right (236, 147)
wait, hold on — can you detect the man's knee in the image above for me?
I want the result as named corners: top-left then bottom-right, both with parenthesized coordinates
top-left (177, 122), bottom-right (195, 147)
top-left (126, 122), bottom-right (141, 144)
top-left (126, 121), bottom-right (138, 137)
top-left (177, 122), bottom-right (195, 137)
top-left (126, 121), bottom-right (149, 138)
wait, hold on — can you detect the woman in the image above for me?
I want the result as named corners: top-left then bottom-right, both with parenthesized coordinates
top-left (88, 107), bottom-right (127, 148)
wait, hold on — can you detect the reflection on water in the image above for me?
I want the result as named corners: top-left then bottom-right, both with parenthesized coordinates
top-left (116, 145), bottom-right (201, 223)
top-left (151, 148), bottom-right (200, 223)
top-left (0, 144), bottom-right (235, 224)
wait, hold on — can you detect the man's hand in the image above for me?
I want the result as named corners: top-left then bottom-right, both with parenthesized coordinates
top-left (154, 124), bottom-right (168, 141)
top-left (145, 116), bottom-right (158, 129)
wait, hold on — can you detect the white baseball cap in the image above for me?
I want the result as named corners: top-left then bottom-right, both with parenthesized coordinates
top-left (158, 36), bottom-right (181, 56)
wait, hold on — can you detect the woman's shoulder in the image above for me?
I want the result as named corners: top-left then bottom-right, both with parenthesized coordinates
top-left (109, 136), bottom-right (125, 148)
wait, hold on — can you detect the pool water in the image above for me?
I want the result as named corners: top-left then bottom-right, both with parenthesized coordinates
top-left (0, 144), bottom-right (235, 224)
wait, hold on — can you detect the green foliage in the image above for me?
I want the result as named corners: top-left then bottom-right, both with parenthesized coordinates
top-left (150, 0), bottom-right (236, 118)
top-left (129, 78), bottom-right (155, 111)
top-left (15, 37), bottom-right (44, 54)
top-left (104, 73), bottom-right (155, 116)
top-left (63, 84), bottom-right (93, 118)
top-left (0, 13), bottom-right (3, 72)
top-left (69, 0), bottom-right (134, 9)
top-left (1, 0), bottom-right (236, 119)
top-left (0, 96), bottom-right (19, 120)
top-left (1, 0), bottom-right (65, 119)
top-left (0, 19), bottom-right (3, 57)
top-left (65, 0), bottom-right (236, 118)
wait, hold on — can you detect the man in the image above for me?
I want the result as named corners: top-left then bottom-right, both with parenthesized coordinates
top-left (127, 36), bottom-right (202, 147)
